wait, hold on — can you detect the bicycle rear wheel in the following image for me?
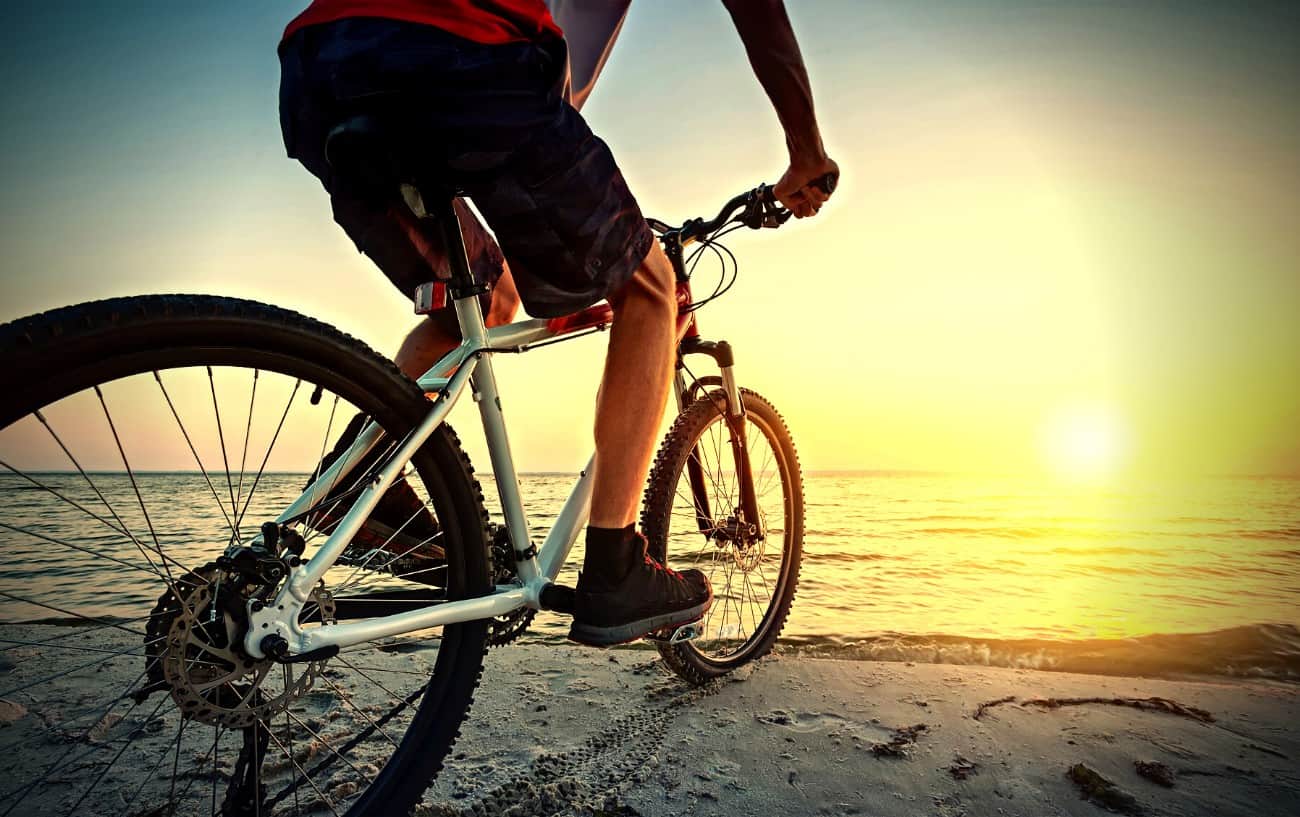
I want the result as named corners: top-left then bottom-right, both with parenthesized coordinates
top-left (0, 295), bottom-right (490, 816)
top-left (641, 387), bottom-right (804, 684)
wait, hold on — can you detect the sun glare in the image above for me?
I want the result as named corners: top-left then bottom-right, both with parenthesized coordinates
top-left (1042, 403), bottom-right (1128, 480)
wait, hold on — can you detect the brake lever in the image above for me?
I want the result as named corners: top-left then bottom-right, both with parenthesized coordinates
top-left (741, 186), bottom-right (791, 229)
top-left (766, 201), bottom-right (794, 227)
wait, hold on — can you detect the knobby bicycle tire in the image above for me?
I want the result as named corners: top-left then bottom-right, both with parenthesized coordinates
top-left (641, 387), bottom-right (804, 685)
top-left (0, 294), bottom-right (491, 816)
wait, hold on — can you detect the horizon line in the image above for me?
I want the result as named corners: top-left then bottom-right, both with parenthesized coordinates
top-left (3, 469), bottom-right (1297, 479)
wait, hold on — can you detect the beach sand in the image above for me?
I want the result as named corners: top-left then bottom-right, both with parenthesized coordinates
top-left (2, 625), bottom-right (1297, 816)
top-left (431, 644), bottom-right (1299, 816)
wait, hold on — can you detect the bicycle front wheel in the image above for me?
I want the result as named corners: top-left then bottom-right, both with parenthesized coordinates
top-left (0, 295), bottom-right (490, 816)
top-left (642, 387), bottom-right (804, 684)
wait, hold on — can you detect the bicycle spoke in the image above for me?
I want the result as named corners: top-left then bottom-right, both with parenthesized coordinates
top-left (382, 561), bottom-right (449, 584)
top-left (284, 665), bottom-right (302, 817)
top-left (741, 568), bottom-right (763, 638)
top-left (0, 652), bottom-right (154, 810)
top-left (166, 712), bottom-right (189, 816)
top-left (0, 590), bottom-right (148, 638)
top-left (316, 673), bottom-right (399, 749)
top-left (262, 724), bottom-right (343, 817)
top-left (266, 655), bottom-right (425, 812)
top-left (661, 404), bottom-right (793, 660)
top-left (0, 641), bottom-right (150, 700)
top-left (117, 714), bottom-right (184, 817)
top-left (0, 519), bottom-right (197, 588)
top-left (63, 692), bottom-right (175, 817)
top-left (95, 386), bottom-right (183, 590)
top-left (0, 636), bottom-right (162, 656)
top-left (211, 724), bottom-right (221, 816)
top-left (1, 326), bottom-right (487, 817)
top-left (34, 409), bottom-right (174, 586)
top-left (233, 370), bottom-right (259, 516)
top-left (0, 464), bottom-right (196, 585)
top-left (0, 609), bottom-right (170, 654)
top-left (233, 378), bottom-right (302, 532)
top-left (688, 440), bottom-right (732, 522)
top-left (284, 708), bottom-right (371, 781)
top-left (299, 437), bottom-right (400, 546)
top-left (330, 511), bottom-right (440, 595)
top-left (208, 366), bottom-right (240, 536)
top-left (141, 719), bottom-right (225, 817)
top-left (155, 370), bottom-right (241, 545)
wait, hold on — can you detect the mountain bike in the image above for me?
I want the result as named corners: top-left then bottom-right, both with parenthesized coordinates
top-left (0, 118), bottom-right (821, 814)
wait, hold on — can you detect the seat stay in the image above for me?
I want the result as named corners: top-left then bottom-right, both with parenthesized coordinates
top-left (244, 354), bottom-right (481, 658)
top-left (289, 355), bottom-right (480, 599)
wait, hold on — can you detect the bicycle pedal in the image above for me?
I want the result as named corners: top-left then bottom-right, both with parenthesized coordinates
top-left (539, 582), bottom-right (576, 615)
top-left (648, 620), bottom-right (703, 644)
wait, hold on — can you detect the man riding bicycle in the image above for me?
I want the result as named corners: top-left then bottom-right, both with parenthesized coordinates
top-left (278, 0), bottom-right (838, 646)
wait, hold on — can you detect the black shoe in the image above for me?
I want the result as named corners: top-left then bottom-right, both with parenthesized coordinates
top-left (568, 533), bottom-right (712, 647)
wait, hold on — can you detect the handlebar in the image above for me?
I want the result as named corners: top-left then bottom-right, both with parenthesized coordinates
top-left (654, 172), bottom-right (837, 246)
top-left (647, 172), bottom-right (837, 309)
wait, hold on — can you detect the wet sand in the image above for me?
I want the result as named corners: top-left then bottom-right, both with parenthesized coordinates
top-left (2, 625), bottom-right (1297, 816)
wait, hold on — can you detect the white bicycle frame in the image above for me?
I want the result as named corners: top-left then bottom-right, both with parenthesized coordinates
top-left (243, 257), bottom-right (715, 661)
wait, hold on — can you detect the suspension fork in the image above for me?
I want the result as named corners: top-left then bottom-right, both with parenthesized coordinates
top-left (678, 337), bottom-right (763, 541)
top-left (675, 367), bottom-right (715, 536)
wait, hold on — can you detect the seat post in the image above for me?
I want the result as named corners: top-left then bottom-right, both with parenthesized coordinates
top-left (424, 194), bottom-right (478, 295)
top-left (424, 191), bottom-right (490, 346)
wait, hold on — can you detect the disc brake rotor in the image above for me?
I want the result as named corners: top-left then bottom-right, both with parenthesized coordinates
top-left (154, 564), bottom-right (336, 728)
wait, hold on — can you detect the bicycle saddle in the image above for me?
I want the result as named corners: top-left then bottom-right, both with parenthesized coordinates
top-left (325, 114), bottom-right (462, 204)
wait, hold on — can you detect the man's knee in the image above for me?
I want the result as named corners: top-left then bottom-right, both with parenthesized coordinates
top-left (610, 244), bottom-right (675, 316)
top-left (487, 264), bottom-right (521, 327)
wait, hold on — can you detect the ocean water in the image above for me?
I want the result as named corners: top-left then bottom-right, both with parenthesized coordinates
top-left (2, 472), bottom-right (1297, 679)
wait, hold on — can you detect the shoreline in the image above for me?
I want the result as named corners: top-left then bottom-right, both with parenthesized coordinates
top-left (7, 618), bottom-right (1297, 684)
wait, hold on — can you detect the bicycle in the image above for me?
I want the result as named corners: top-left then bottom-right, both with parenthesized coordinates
top-left (0, 115), bottom-right (825, 815)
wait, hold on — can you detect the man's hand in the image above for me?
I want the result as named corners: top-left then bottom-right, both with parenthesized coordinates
top-left (774, 155), bottom-right (840, 219)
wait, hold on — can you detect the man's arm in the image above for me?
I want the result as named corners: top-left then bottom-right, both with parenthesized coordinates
top-left (722, 0), bottom-right (839, 217)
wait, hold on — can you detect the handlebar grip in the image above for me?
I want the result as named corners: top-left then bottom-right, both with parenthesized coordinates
top-left (811, 172), bottom-right (837, 195)
top-left (759, 172), bottom-right (838, 205)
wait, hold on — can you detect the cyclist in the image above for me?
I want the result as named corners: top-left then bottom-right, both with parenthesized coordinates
top-left (279, 0), bottom-right (838, 646)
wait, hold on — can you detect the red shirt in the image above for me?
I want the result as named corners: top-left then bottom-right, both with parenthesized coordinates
top-left (283, 0), bottom-right (563, 45)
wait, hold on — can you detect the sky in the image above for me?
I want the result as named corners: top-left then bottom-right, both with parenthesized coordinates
top-left (1, 1), bottom-right (1297, 477)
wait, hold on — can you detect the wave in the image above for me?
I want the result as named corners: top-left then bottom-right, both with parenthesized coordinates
top-left (774, 623), bottom-right (1300, 681)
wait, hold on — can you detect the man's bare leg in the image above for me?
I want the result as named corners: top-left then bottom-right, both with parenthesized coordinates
top-left (589, 242), bottom-right (678, 527)
top-left (569, 242), bottom-right (711, 646)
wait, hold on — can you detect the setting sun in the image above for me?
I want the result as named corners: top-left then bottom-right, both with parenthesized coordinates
top-left (1042, 403), bottom-right (1128, 479)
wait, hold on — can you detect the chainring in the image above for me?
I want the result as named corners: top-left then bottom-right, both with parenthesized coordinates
top-left (150, 563), bottom-right (336, 728)
top-left (487, 524), bottom-right (535, 647)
